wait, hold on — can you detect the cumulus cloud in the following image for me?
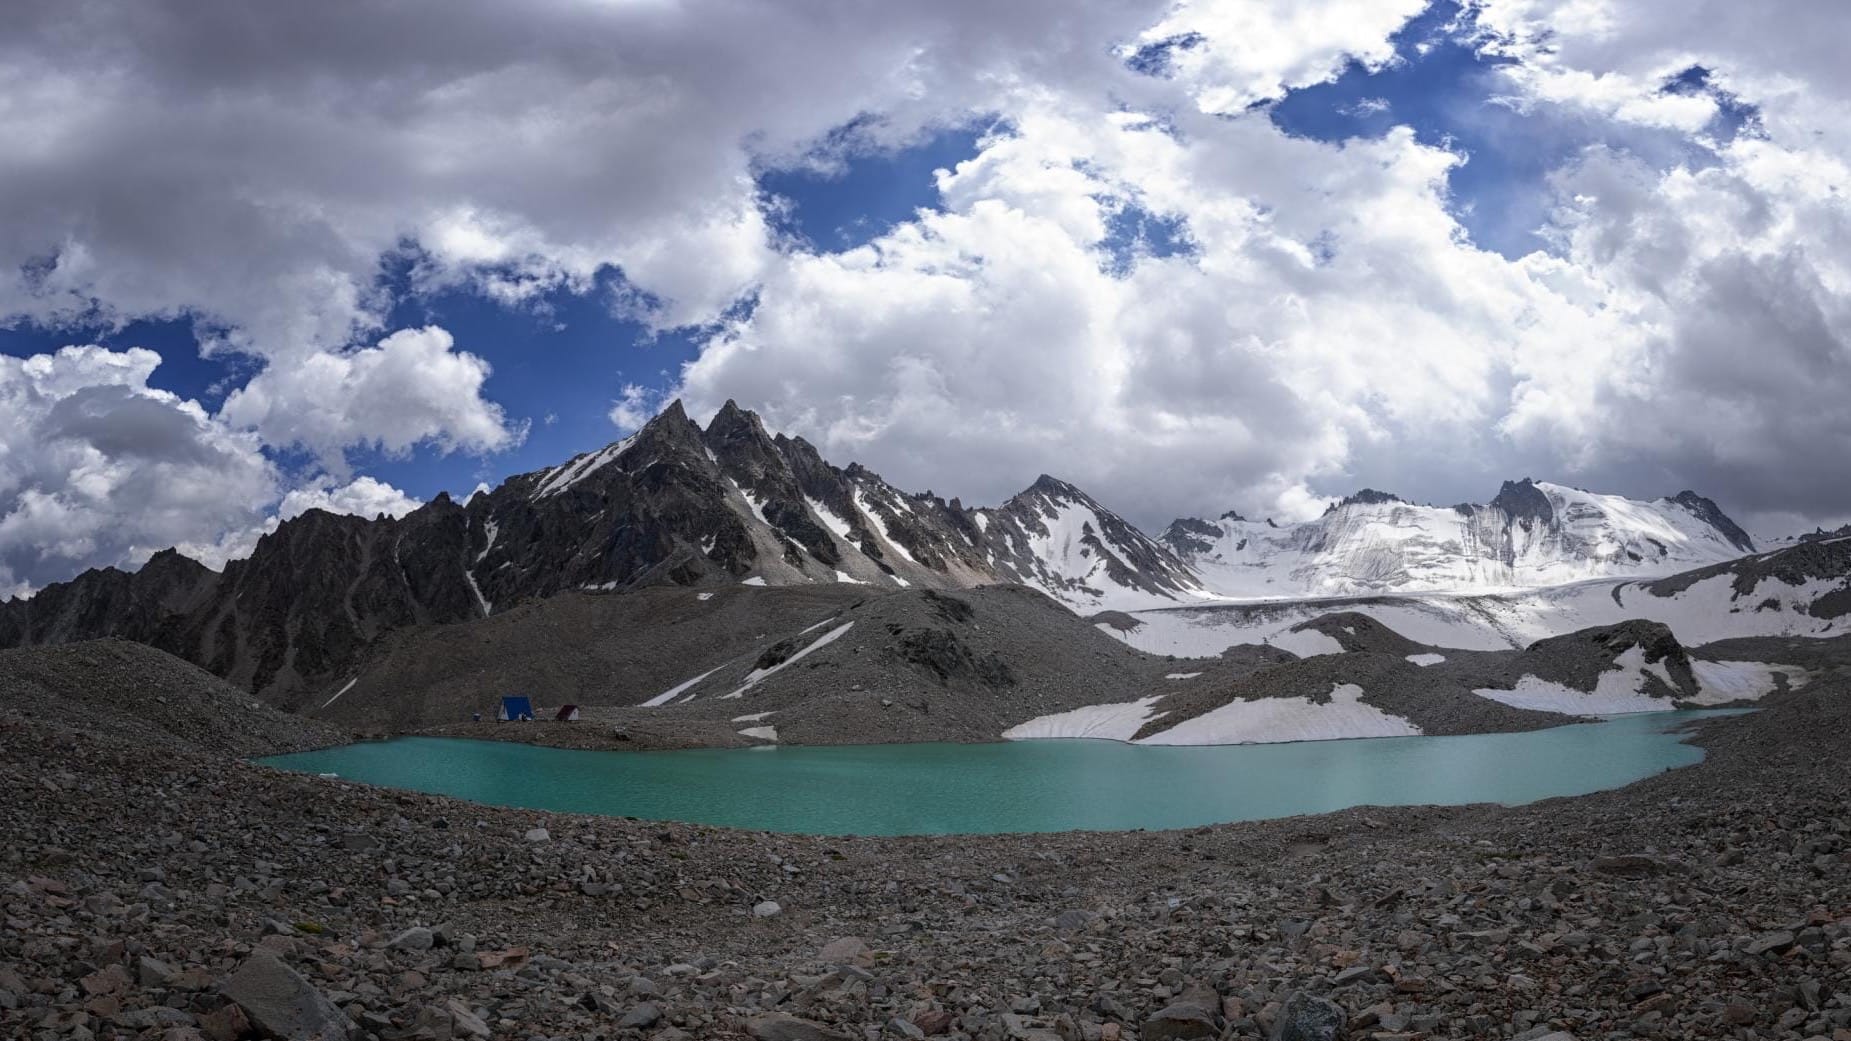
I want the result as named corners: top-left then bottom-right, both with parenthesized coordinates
top-left (0, 346), bottom-right (277, 596)
top-left (680, 1), bottom-right (1851, 532)
top-left (217, 326), bottom-right (521, 471)
top-left (276, 476), bottom-right (423, 523)
top-left (682, 97), bottom-right (1537, 525)
top-left (1470, 0), bottom-right (1851, 530)
top-left (0, 0), bottom-right (1176, 355)
top-left (1129, 0), bottom-right (1430, 113)
top-left (608, 384), bottom-right (667, 434)
top-left (7, 0), bottom-right (1850, 567)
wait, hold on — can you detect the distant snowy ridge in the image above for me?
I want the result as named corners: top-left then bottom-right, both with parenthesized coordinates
top-left (1161, 479), bottom-right (1757, 600)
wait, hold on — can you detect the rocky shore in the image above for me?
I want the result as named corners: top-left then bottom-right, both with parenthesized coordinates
top-left (3, 656), bottom-right (1847, 1040)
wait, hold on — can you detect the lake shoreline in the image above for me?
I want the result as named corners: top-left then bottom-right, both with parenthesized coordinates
top-left (4, 671), bottom-right (1845, 1039)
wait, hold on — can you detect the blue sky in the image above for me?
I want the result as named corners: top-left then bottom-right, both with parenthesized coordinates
top-left (0, 126), bottom-right (994, 503)
top-left (4, 0), bottom-right (1846, 593)
top-left (0, 1), bottom-right (1763, 506)
top-left (0, 4), bottom-right (1580, 503)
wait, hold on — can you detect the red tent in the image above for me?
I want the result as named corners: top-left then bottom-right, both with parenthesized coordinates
top-left (555, 704), bottom-right (581, 721)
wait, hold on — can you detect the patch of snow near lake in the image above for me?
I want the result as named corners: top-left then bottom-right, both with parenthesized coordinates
top-left (731, 711), bottom-right (775, 723)
top-left (320, 678), bottom-right (357, 709)
top-left (891, 575), bottom-right (910, 587)
top-left (1165, 672), bottom-right (1202, 680)
top-left (1003, 697), bottom-right (1165, 741)
top-left (1406, 653), bottom-right (1447, 667)
top-left (1138, 684), bottom-right (1421, 745)
top-left (697, 592), bottom-right (715, 601)
top-left (642, 667), bottom-right (723, 707)
top-left (1686, 660), bottom-right (1809, 705)
top-left (737, 726), bottom-right (779, 742)
top-left (1473, 647), bottom-right (1667, 714)
top-left (834, 570), bottom-right (866, 584)
top-left (722, 621), bottom-right (856, 699)
top-left (1268, 628), bottom-right (1345, 658)
top-left (741, 576), bottom-right (767, 587)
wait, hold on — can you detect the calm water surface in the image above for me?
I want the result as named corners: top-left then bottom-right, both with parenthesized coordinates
top-left (261, 710), bottom-right (1742, 836)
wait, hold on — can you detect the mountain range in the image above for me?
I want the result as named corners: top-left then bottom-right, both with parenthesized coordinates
top-left (0, 399), bottom-right (1764, 701)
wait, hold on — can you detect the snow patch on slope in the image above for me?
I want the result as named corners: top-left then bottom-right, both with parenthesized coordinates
top-left (534, 436), bottom-right (634, 498)
top-left (1138, 684), bottom-right (1421, 745)
top-left (641, 666), bottom-right (723, 707)
top-left (1686, 660), bottom-right (1810, 705)
top-left (1405, 653), bottom-right (1447, 667)
top-left (1472, 646), bottom-right (1669, 714)
top-left (1268, 628), bottom-right (1345, 658)
top-left (722, 621), bottom-right (855, 699)
top-left (806, 496), bottom-right (855, 540)
top-left (1003, 697), bottom-right (1165, 741)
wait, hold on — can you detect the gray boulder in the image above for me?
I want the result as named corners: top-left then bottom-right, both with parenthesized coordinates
top-left (1270, 992), bottom-right (1345, 1041)
top-left (746, 1011), bottom-right (855, 1041)
top-left (220, 950), bottom-right (356, 1041)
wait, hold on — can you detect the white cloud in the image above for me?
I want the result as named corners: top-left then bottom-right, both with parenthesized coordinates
top-left (1469, 0), bottom-right (1851, 523)
top-left (1129, 0), bottom-right (1430, 113)
top-left (681, 99), bottom-right (1535, 525)
top-left (6, 0), bottom-right (1850, 567)
top-left (0, 346), bottom-right (278, 596)
top-left (608, 384), bottom-right (663, 434)
top-left (0, 0), bottom-right (1172, 357)
top-left (217, 326), bottom-right (522, 471)
top-left (277, 476), bottom-right (422, 523)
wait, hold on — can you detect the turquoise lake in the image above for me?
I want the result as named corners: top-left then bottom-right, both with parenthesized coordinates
top-left (260, 710), bottom-right (1741, 836)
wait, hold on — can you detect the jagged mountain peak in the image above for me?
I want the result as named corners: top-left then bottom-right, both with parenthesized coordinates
top-left (1490, 477), bottom-right (1553, 527)
top-left (1323, 488), bottom-right (1405, 515)
top-left (1012, 473), bottom-right (1092, 506)
top-left (1668, 490), bottom-right (1754, 552)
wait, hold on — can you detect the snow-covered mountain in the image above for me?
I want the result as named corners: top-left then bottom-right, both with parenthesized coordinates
top-left (1, 399), bottom-right (1773, 703)
top-left (1160, 479), bottom-right (1756, 598)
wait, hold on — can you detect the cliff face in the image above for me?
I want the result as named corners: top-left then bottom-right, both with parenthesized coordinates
top-left (0, 400), bottom-right (1200, 703)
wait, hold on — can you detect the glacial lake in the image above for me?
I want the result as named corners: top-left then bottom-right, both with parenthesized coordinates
top-left (261, 710), bottom-right (1742, 836)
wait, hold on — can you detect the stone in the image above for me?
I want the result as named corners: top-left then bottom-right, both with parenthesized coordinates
top-left (389, 926), bottom-right (435, 951)
top-left (818, 937), bottom-right (869, 964)
top-left (220, 950), bottom-right (356, 1041)
top-left (747, 1011), bottom-right (856, 1041)
top-left (523, 827), bottom-right (551, 843)
top-left (197, 1004), bottom-right (251, 1041)
top-left (753, 899), bottom-right (783, 917)
top-left (1144, 1001), bottom-right (1216, 1040)
top-left (1745, 930), bottom-right (1795, 956)
top-left (137, 956), bottom-right (177, 987)
top-left (620, 1002), bottom-right (662, 1029)
top-left (412, 997), bottom-right (491, 1039)
top-left (1052, 909), bottom-right (1097, 931)
top-left (1589, 855), bottom-right (1673, 877)
top-left (911, 1009), bottom-right (955, 1035)
top-left (1270, 992), bottom-right (1345, 1041)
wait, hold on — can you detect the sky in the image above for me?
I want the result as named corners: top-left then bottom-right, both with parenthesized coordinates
top-left (3, 0), bottom-right (1850, 596)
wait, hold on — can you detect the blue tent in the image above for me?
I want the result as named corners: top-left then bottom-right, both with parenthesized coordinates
top-left (497, 696), bottom-right (535, 721)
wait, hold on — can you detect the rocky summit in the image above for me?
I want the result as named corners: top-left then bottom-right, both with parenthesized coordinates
top-left (0, 401), bottom-right (1796, 714)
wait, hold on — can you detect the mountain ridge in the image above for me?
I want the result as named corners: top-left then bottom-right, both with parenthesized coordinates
top-left (0, 399), bottom-right (1762, 705)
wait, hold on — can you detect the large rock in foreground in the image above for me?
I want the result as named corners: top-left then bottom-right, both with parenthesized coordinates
top-left (220, 951), bottom-right (356, 1041)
